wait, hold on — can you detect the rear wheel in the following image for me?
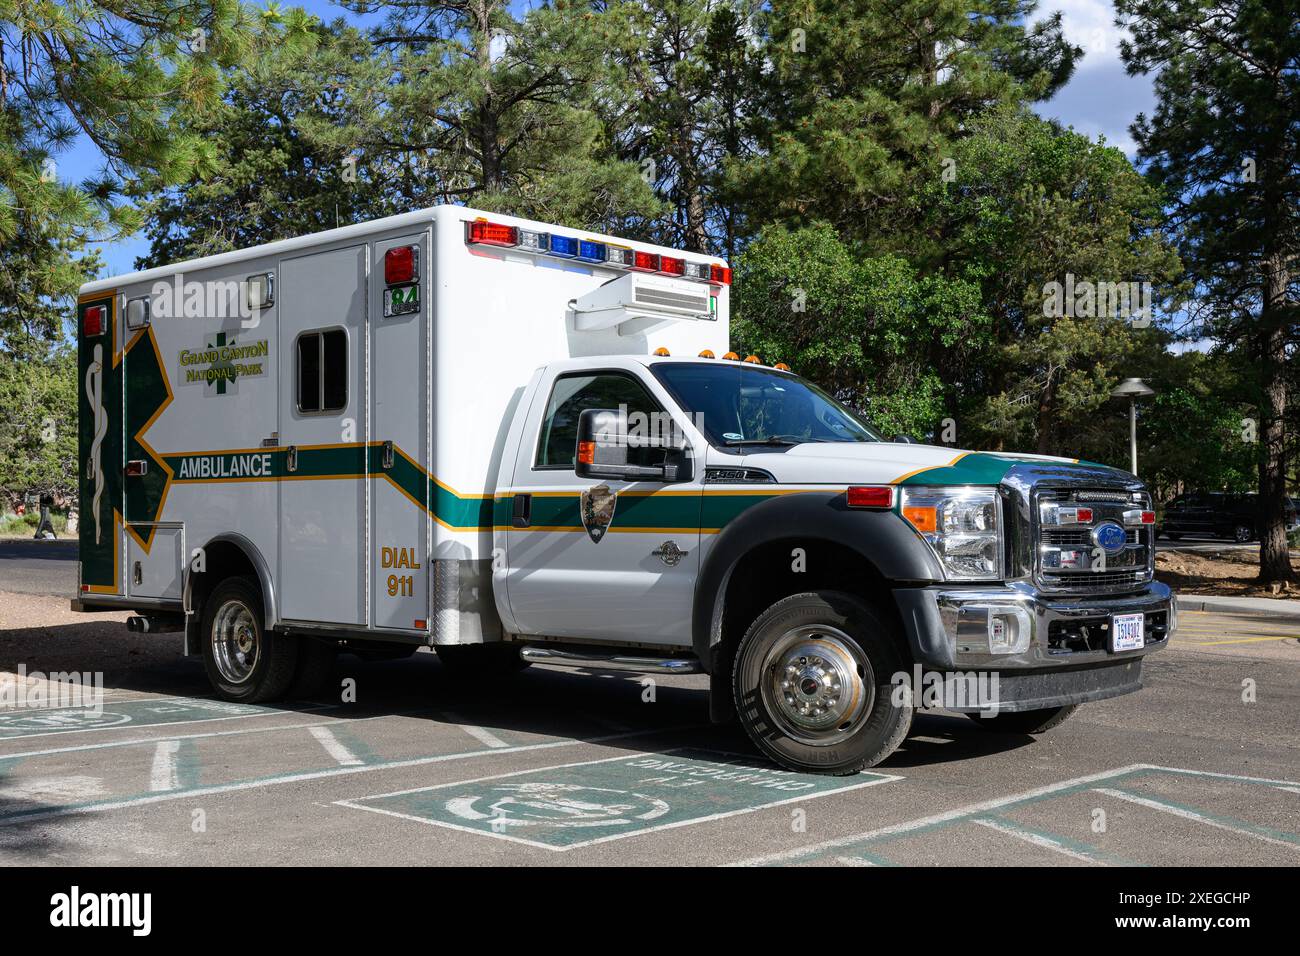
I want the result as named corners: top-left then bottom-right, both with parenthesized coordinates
top-left (201, 576), bottom-right (298, 703)
top-left (435, 643), bottom-right (528, 676)
top-left (732, 591), bottom-right (912, 776)
top-left (965, 704), bottom-right (1078, 735)
top-left (1232, 523), bottom-right (1254, 543)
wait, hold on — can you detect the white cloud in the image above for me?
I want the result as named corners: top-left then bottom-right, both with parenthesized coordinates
top-left (1042, 0), bottom-right (1128, 71)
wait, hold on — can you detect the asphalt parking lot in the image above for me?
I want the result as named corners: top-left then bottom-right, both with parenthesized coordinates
top-left (0, 543), bottom-right (1296, 866)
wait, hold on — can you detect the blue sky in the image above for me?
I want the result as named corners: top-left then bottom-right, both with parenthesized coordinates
top-left (61, 0), bottom-right (1151, 279)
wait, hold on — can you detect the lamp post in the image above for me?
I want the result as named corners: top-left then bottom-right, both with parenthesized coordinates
top-left (1111, 378), bottom-right (1155, 476)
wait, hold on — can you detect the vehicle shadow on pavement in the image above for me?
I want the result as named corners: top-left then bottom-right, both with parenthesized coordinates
top-left (0, 620), bottom-right (1036, 773)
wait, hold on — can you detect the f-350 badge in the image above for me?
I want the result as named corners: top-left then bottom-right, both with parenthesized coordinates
top-left (580, 483), bottom-right (617, 543)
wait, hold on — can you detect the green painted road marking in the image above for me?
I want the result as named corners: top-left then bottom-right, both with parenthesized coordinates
top-left (336, 748), bottom-right (901, 851)
top-left (0, 697), bottom-right (323, 740)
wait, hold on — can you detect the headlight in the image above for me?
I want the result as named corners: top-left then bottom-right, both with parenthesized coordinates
top-left (900, 486), bottom-right (1003, 581)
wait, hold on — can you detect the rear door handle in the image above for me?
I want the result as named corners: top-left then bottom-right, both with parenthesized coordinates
top-left (511, 493), bottom-right (531, 528)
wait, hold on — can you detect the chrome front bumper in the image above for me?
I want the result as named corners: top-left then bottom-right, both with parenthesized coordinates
top-left (894, 580), bottom-right (1174, 671)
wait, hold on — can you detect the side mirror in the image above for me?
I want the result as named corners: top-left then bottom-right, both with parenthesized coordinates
top-left (892, 434), bottom-right (916, 444)
top-left (575, 408), bottom-right (692, 482)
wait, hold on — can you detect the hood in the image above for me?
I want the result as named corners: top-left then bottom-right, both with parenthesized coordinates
top-left (726, 442), bottom-right (1135, 488)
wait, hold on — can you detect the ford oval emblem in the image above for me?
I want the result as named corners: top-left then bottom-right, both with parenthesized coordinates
top-left (1092, 521), bottom-right (1127, 554)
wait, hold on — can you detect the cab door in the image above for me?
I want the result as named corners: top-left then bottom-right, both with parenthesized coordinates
top-left (501, 366), bottom-right (703, 646)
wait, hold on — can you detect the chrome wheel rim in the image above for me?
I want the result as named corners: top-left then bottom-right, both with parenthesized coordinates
top-left (212, 599), bottom-right (259, 684)
top-left (760, 625), bottom-right (873, 746)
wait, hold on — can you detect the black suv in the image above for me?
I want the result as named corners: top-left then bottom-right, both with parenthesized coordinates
top-left (1160, 493), bottom-right (1298, 543)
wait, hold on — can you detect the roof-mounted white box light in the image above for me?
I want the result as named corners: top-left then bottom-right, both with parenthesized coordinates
top-left (570, 273), bottom-right (715, 336)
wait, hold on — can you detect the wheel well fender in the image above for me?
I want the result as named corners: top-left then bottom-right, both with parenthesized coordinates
top-left (185, 533), bottom-right (277, 634)
top-left (692, 491), bottom-right (941, 672)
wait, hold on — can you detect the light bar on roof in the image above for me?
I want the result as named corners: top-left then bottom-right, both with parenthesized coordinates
top-left (464, 216), bottom-right (726, 285)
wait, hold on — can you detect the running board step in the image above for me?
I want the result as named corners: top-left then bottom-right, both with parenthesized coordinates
top-left (519, 646), bottom-right (701, 674)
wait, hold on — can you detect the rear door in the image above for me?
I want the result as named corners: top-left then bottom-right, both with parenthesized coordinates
top-left (502, 366), bottom-right (703, 646)
top-left (277, 245), bottom-right (368, 625)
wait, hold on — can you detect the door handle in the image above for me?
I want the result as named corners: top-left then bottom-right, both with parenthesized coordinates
top-left (286, 445), bottom-right (298, 473)
top-left (382, 440), bottom-right (394, 470)
top-left (512, 493), bottom-right (532, 528)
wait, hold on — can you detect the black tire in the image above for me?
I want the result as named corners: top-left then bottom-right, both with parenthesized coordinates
top-left (1232, 523), bottom-right (1254, 543)
top-left (732, 591), bottom-right (912, 776)
top-left (435, 643), bottom-right (529, 675)
top-left (965, 704), bottom-right (1078, 735)
top-left (200, 576), bottom-right (298, 703)
top-left (289, 637), bottom-right (339, 699)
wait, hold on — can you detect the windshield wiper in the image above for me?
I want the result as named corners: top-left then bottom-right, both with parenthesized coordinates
top-left (723, 435), bottom-right (826, 447)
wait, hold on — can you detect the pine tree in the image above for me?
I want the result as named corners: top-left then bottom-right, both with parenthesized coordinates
top-left (1117, 0), bottom-right (1300, 585)
top-left (0, 1), bottom-right (306, 336)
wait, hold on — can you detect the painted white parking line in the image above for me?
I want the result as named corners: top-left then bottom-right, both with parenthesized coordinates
top-left (834, 856), bottom-right (878, 867)
top-left (0, 713), bottom-right (388, 763)
top-left (440, 713), bottom-right (510, 749)
top-left (731, 764), bottom-right (1152, 866)
top-left (1092, 787), bottom-right (1300, 852)
top-left (972, 816), bottom-right (1106, 865)
top-left (309, 726), bottom-right (364, 766)
top-left (149, 740), bottom-right (181, 792)
top-left (0, 724), bottom-right (702, 828)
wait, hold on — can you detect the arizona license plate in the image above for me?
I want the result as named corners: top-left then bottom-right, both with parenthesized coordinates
top-left (1111, 612), bottom-right (1145, 652)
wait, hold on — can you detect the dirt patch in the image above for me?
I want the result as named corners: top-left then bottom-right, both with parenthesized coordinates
top-left (0, 590), bottom-right (193, 694)
top-left (1157, 548), bottom-right (1300, 597)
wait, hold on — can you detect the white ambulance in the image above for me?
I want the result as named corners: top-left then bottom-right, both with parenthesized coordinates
top-left (72, 205), bottom-right (1174, 774)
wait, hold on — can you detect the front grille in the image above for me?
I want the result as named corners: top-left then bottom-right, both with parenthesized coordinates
top-left (1040, 528), bottom-right (1142, 547)
top-left (1041, 569), bottom-right (1149, 591)
top-left (1033, 486), bottom-right (1153, 595)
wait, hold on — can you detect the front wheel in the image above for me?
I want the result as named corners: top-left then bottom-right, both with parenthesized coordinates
top-left (965, 704), bottom-right (1078, 735)
top-left (1232, 523), bottom-right (1254, 543)
top-left (732, 591), bottom-right (912, 776)
top-left (201, 576), bottom-right (298, 703)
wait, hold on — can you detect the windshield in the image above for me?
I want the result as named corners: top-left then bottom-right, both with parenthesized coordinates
top-left (650, 362), bottom-right (882, 447)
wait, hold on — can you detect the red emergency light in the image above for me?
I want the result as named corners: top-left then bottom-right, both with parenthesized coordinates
top-left (83, 305), bottom-right (107, 337)
top-left (384, 246), bottom-right (417, 284)
top-left (467, 220), bottom-right (518, 247)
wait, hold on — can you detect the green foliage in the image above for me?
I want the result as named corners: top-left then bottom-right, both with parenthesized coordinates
top-left (139, 18), bottom-right (386, 265)
top-left (1117, 0), bottom-right (1299, 580)
top-left (0, 1), bottom-right (305, 335)
top-left (733, 222), bottom-right (986, 436)
top-left (0, 336), bottom-right (77, 503)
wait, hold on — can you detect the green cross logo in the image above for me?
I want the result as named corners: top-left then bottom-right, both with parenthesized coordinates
top-left (207, 332), bottom-right (237, 395)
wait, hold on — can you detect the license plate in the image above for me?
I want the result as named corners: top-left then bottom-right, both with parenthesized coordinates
top-left (1111, 613), bottom-right (1145, 652)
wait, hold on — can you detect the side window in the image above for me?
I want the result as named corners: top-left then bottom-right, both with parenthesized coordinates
top-left (535, 372), bottom-right (666, 469)
top-left (296, 329), bottom-right (347, 413)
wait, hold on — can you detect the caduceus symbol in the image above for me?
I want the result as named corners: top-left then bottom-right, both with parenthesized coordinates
top-left (85, 344), bottom-right (107, 545)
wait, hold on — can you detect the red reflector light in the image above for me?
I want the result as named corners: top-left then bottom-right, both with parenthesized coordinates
top-left (83, 305), bottom-right (106, 337)
top-left (125, 459), bottom-right (148, 477)
top-left (467, 220), bottom-right (518, 247)
top-left (385, 246), bottom-right (416, 284)
top-left (578, 441), bottom-right (595, 465)
top-left (1141, 510), bottom-right (1155, 524)
top-left (658, 256), bottom-right (685, 276)
top-left (710, 264), bottom-right (732, 285)
top-left (847, 486), bottom-right (894, 509)
top-left (632, 251), bottom-right (659, 272)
